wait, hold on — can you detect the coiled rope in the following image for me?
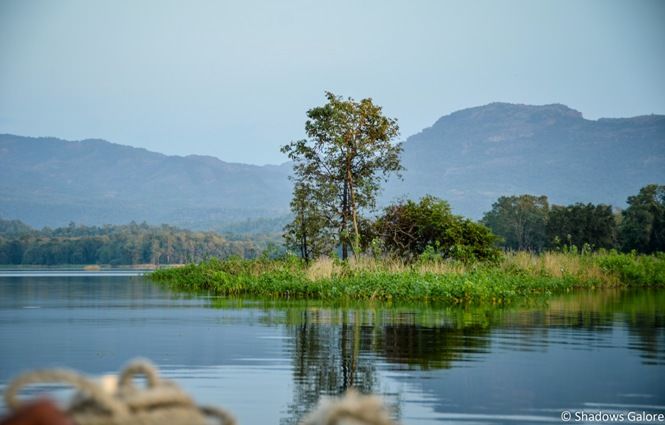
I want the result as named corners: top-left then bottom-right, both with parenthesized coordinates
top-left (4, 359), bottom-right (236, 425)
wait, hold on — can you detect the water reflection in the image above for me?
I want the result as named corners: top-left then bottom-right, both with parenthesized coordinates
top-left (218, 289), bottom-right (665, 369)
top-left (224, 291), bottom-right (665, 424)
top-left (282, 313), bottom-right (381, 425)
top-left (0, 275), bottom-right (663, 425)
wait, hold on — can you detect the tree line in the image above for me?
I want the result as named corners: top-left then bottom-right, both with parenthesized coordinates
top-left (481, 184), bottom-right (665, 253)
top-left (0, 181), bottom-right (662, 266)
top-left (0, 221), bottom-right (262, 266)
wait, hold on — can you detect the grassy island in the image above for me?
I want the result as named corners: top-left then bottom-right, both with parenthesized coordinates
top-left (150, 251), bottom-right (665, 305)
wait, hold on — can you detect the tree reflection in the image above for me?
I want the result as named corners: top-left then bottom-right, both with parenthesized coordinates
top-left (279, 307), bottom-right (494, 424)
top-left (378, 323), bottom-right (490, 369)
top-left (281, 309), bottom-right (379, 425)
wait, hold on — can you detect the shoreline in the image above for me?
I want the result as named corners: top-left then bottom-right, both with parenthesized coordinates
top-left (149, 252), bottom-right (665, 305)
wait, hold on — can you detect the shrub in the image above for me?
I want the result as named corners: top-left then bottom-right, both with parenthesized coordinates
top-left (373, 196), bottom-right (501, 262)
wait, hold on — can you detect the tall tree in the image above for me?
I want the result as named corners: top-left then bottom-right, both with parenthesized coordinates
top-left (281, 92), bottom-right (402, 260)
top-left (620, 184), bottom-right (665, 253)
top-left (481, 195), bottom-right (549, 251)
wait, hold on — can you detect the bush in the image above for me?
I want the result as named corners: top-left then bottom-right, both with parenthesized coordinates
top-left (596, 251), bottom-right (665, 286)
top-left (373, 196), bottom-right (501, 262)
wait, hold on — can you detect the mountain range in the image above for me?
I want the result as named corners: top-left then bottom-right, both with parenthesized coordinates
top-left (0, 135), bottom-right (292, 228)
top-left (1, 102), bottom-right (663, 229)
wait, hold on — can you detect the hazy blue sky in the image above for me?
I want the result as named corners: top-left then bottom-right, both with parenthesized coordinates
top-left (1, 0), bottom-right (664, 164)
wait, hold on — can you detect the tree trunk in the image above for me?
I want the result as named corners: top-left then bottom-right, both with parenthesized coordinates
top-left (341, 178), bottom-right (349, 260)
top-left (347, 167), bottom-right (360, 257)
top-left (300, 209), bottom-right (309, 263)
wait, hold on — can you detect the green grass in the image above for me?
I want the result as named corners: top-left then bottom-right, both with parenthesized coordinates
top-left (149, 251), bottom-right (665, 305)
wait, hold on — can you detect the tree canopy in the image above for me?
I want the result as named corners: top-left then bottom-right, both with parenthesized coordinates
top-left (281, 92), bottom-right (402, 260)
top-left (620, 184), bottom-right (665, 253)
top-left (546, 203), bottom-right (617, 250)
top-left (481, 195), bottom-right (549, 251)
top-left (480, 186), bottom-right (665, 254)
top-left (374, 196), bottom-right (500, 262)
top-left (282, 181), bottom-right (335, 262)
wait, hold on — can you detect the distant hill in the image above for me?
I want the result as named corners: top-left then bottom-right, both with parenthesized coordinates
top-left (386, 103), bottom-right (665, 217)
top-left (0, 134), bottom-right (292, 227)
top-left (1, 102), bottom-right (663, 228)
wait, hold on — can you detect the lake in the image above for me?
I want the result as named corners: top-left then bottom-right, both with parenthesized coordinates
top-left (0, 272), bottom-right (663, 424)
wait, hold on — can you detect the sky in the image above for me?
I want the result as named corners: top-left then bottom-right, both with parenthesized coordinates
top-left (1, 0), bottom-right (664, 165)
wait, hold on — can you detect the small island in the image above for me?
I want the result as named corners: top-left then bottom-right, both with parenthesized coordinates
top-left (150, 93), bottom-right (665, 305)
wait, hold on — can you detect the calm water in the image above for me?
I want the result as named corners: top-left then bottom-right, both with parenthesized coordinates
top-left (0, 273), bottom-right (664, 424)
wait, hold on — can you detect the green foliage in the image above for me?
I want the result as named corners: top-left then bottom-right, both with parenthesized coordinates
top-left (481, 185), bottom-right (665, 254)
top-left (546, 203), bottom-right (618, 250)
top-left (281, 92), bottom-right (402, 260)
top-left (0, 219), bottom-right (261, 265)
top-left (283, 182), bottom-right (335, 262)
top-left (620, 184), bottom-right (665, 253)
top-left (481, 194), bottom-right (549, 251)
top-left (151, 252), bottom-right (665, 305)
top-left (596, 251), bottom-right (665, 286)
top-left (375, 196), bottom-right (500, 262)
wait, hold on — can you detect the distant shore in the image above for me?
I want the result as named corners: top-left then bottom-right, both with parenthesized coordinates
top-left (0, 264), bottom-right (166, 270)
